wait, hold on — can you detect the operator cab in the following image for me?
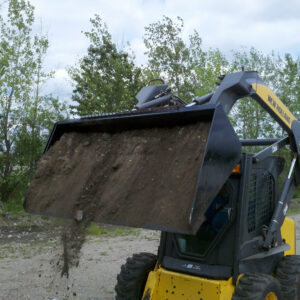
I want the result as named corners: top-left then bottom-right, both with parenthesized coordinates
top-left (176, 183), bottom-right (232, 256)
top-left (158, 155), bottom-right (285, 280)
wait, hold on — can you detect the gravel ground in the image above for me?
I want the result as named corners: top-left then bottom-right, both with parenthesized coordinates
top-left (0, 214), bottom-right (300, 300)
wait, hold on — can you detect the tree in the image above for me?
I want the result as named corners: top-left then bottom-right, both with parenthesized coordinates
top-left (0, 0), bottom-right (36, 202)
top-left (276, 54), bottom-right (300, 122)
top-left (229, 47), bottom-right (283, 139)
top-left (193, 47), bottom-right (228, 97)
top-left (15, 95), bottom-right (67, 173)
top-left (143, 16), bottom-right (228, 102)
top-left (229, 48), bottom-right (300, 141)
top-left (144, 16), bottom-right (192, 101)
top-left (69, 15), bottom-right (143, 116)
top-left (0, 0), bottom-right (68, 204)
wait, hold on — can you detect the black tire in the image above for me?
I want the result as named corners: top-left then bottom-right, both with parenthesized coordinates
top-left (115, 252), bottom-right (157, 300)
top-left (232, 273), bottom-right (282, 300)
top-left (276, 255), bottom-right (300, 300)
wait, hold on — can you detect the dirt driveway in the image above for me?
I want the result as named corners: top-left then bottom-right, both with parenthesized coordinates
top-left (1, 214), bottom-right (300, 300)
top-left (0, 214), bottom-right (160, 300)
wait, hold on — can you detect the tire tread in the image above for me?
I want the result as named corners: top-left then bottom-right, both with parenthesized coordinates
top-left (115, 252), bottom-right (157, 300)
top-left (232, 273), bottom-right (282, 300)
top-left (276, 255), bottom-right (300, 300)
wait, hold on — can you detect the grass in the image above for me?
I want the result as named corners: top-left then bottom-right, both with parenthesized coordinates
top-left (287, 208), bottom-right (300, 215)
top-left (0, 240), bottom-right (57, 260)
top-left (294, 189), bottom-right (300, 199)
top-left (109, 227), bottom-right (141, 237)
top-left (86, 222), bottom-right (141, 237)
top-left (1, 197), bottom-right (24, 214)
top-left (86, 223), bottom-right (109, 236)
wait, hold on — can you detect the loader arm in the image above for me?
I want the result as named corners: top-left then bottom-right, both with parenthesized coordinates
top-left (206, 71), bottom-right (300, 250)
top-left (207, 71), bottom-right (300, 183)
top-left (208, 71), bottom-right (297, 133)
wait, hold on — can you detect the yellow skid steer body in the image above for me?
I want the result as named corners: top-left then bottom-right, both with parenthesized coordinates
top-left (142, 217), bottom-right (295, 300)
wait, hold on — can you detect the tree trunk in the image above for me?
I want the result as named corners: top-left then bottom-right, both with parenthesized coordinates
top-left (0, 88), bottom-right (14, 203)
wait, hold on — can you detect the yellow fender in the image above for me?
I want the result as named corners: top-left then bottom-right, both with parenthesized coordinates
top-left (281, 216), bottom-right (295, 255)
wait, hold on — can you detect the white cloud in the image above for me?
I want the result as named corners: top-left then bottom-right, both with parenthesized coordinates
top-left (25, 0), bottom-right (300, 101)
top-left (43, 69), bottom-right (73, 104)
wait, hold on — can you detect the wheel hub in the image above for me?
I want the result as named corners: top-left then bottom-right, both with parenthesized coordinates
top-left (265, 292), bottom-right (278, 300)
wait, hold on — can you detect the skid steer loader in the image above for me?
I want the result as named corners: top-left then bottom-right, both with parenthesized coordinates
top-left (25, 71), bottom-right (300, 300)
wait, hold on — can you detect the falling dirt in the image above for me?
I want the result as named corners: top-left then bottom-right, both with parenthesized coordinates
top-left (25, 122), bottom-right (211, 275)
top-left (60, 221), bottom-right (86, 277)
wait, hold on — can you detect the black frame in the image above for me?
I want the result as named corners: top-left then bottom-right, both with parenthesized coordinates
top-left (158, 153), bottom-right (286, 282)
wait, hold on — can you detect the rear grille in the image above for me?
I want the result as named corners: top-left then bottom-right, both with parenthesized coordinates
top-left (247, 170), bottom-right (275, 233)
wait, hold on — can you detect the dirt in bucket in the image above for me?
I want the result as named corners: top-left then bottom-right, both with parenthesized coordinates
top-left (25, 121), bottom-right (211, 275)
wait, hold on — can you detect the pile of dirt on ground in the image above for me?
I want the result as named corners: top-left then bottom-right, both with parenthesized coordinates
top-left (25, 121), bottom-right (211, 275)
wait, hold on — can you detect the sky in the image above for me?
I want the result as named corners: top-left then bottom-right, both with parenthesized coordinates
top-left (6, 0), bottom-right (300, 102)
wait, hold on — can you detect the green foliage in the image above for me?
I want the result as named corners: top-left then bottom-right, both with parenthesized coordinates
top-left (69, 15), bottom-right (143, 116)
top-left (143, 16), bottom-right (192, 100)
top-left (14, 96), bottom-right (68, 175)
top-left (276, 54), bottom-right (300, 121)
top-left (193, 48), bottom-right (228, 97)
top-left (0, 0), bottom-right (68, 206)
top-left (229, 48), bottom-right (300, 141)
top-left (2, 196), bottom-right (23, 213)
top-left (143, 16), bottom-right (228, 102)
top-left (229, 48), bottom-right (282, 139)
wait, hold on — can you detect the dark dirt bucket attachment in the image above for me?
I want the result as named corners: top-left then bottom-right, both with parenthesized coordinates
top-left (25, 104), bottom-right (241, 234)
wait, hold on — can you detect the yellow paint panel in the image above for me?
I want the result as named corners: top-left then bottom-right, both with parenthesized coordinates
top-left (143, 267), bottom-right (235, 300)
top-left (281, 217), bottom-right (296, 255)
top-left (252, 84), bottom-right (296, 129)
top-left (142, 271), bottom-right (157, 300)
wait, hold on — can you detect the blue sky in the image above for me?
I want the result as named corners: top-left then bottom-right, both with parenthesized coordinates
top-left (12, 0), bottom-right (300, 102)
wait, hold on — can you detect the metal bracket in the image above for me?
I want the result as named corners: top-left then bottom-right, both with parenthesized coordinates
top-left (241, 243), bottom-right (290, 261)
top-left (253, 137), bottom-right (289, 163)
